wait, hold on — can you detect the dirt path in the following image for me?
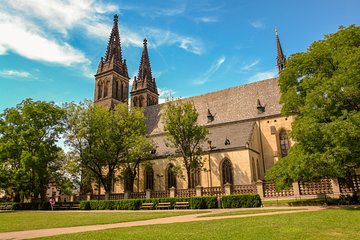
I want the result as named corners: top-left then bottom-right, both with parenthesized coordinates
top-left (0, 206), bottom-right (323, 240)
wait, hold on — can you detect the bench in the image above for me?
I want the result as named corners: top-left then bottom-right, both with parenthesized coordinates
top-left (174, 202), bottom-right (189, 209)
top-left (0, 204), bottom-right (13, 210)
top-left (54, 203), bottom-right (80, 210)
top-left (140, 203), bottom-right (154, 210)
top-left (156, 202), bottom-right (171, 209)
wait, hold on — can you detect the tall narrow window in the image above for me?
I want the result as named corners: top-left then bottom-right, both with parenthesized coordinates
top-left (120, 83), bottom-right (123, 100)
top-left (221, 159), bottom-right (233, 185)
top-left (167, 164), bottom-right (177, 189)
top-left (144, 166), bottom-right (154, 190)
top-left (98, 82), bottom-right (103, 99)
top-left (104, 81), bottom-right (108, 97)
top-left (115, 81), bottom-right (119, 97)
top-left (279, 129), bottom-right (290, 157)
top-left (190, 170), bottom-right (201, 188)
top-left (123, 167), bottom-right (133, 192)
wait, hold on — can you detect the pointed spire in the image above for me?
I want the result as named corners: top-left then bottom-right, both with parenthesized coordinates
top-left (275, 27), bottom-right (286, 73)
top-left (104, 15), bottom-right (123, 65)
top-left (137, 38), bottom-right (153, 82)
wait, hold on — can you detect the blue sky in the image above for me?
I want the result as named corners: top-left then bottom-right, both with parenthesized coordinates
top-left (0, 0), bottom-right (359, 112)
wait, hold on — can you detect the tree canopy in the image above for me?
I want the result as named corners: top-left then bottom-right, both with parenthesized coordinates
top-left (65, 102), bottom-right (153, 198)
top-left (163, 101), bottom-right (208, 189)
top-left (266, 25), bottom-right (360, 189)
top-left (0, 99), bottom-right (65, 201)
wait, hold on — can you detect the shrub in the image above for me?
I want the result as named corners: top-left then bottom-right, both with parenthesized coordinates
top-left (221, 194), bottom-right (262, 208)
top-left (80, 201), bottom-right (91, 210)
top-left (189, 196), bottom-right (217, 209)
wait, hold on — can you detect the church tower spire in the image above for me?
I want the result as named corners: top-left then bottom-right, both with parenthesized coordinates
top-left (130, 39), bottom-right (159, 107)
top-left (276, 27), bottom-right (286, 73)
top-left (94, 14), bottom-right (129, 108)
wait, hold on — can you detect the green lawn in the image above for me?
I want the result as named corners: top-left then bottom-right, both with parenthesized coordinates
top-left (198, 208), bottom-right (305, 217)
top-left (35, 208), bottom-right (360, 240)
top-left (0, 211), bottom-right (205, 232)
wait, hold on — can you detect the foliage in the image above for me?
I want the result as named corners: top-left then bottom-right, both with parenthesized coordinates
top-left (163, 101), bottom-right (208, 188)
top-left (0, 99), bottom-right (65, 201)
top-left (189, 196), bottom-right (218, 209)
top-left (80, 196), bottom-right (218, 210)
top-left (221, 194), bottom-right (262, 208)
top-left (267, 25), bottom-right (360, 189)
top-left (65, 101), bottom-right (154, 198)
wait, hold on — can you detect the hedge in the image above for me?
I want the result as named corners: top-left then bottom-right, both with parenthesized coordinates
top-left (221, 194), bottom-right (262, 208)
top-left (80, 196), bottom-right (218, 210)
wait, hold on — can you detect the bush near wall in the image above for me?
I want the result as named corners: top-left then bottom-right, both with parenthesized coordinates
top-left (80, 196), bottom-right (219, 210)
top-left (0, 201), bottom-right (82, 210)
top-left (288, 194), bottom-right (360, 206)
top-left (221, 194), bottom-right (262, 208)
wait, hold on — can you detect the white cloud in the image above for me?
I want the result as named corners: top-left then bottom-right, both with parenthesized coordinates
top-left (158, 88), bottom-right (176, 103)
top-left (248, 69), bottom-right (277, 83)
top-left (193, 56), bottom-right (226, 85)
top-left (251, 20), bottom-right (264, 29)
top-left (194, 16), bottom-right (218, 23)
top-left (153, 4), bottom-right (186, 17)
top-left (241, 59), bottom-right (260, 71)
top-left (144, 28), bottom-right (204, 55)
top-left (0, 13), bottom-right (87, 65)
top-left (0, 70), bottom-right (32, 78)
top-left (4, 0), bottom-right (118, 37)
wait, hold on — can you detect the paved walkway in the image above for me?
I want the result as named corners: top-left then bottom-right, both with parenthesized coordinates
top-left (0, 206), bottom-right (323, 240)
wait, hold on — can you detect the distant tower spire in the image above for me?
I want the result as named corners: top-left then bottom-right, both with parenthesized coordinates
top-left (130, 39), bottom-right (159, 107)
top-left (275, 27), bottom-right (286, 73)
top-left (94, 14), bottom-right (130, 108)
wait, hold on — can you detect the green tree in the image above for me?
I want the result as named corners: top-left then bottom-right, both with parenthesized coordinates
top-left (163, 101), bottom-right (208, 189)
top-left (266, 25), bottom-right (360, 189)
top-left (65, 101), bottom-right (153, 199)
top-left (0, 99), bottom-right (65, 201)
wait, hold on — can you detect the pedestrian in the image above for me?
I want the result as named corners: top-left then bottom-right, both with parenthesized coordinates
top-left (49, 197), bottom-right (55, 211)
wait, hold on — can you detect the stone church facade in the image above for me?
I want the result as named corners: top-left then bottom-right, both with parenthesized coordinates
top-left (94, 15), bottom-right (293, 194)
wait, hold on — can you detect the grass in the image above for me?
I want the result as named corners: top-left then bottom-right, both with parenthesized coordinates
top-left (35, 208), bottom-right (360, 240)
top-left (0, 211), bottom-right (205, 232)
top-left (198, 208), bottom-right (305, 217)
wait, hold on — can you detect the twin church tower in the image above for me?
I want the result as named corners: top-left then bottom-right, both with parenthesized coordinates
top-left (94, 15), bottom-right (159, 108)
top-left (94, 15), bottom-right (286, 108)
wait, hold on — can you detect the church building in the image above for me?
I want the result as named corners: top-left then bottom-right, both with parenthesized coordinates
top-left (94, 15), bottom-right (293, 193)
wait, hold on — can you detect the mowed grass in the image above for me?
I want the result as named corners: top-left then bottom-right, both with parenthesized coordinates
top-left (36, 209), bottom-right (360, 240)
top-left (198, 208), bottom-right (306, 217)
top-left (0, 211), bottom-right (205, 232)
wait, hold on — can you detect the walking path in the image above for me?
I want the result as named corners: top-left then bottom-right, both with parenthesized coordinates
top-left (0, 206), bottom-right (323, 240)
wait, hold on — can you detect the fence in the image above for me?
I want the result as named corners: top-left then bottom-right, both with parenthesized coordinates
top-left (75, 175), bottom-right (360, 201)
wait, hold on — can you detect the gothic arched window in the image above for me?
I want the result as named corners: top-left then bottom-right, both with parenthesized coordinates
top-left (104, 81), bottom-right (108, 97)
top-left (115, 81), bottom-right (119, 97)
top-left (123, 167), bottom-right (133, 192)
top-left (167, 164), bottom-right (177, 189)
top-left (279, 129), bottom-right (290, 157)
top-left (221, 159), bottom-right (233, 185)
top-left (98, 82), bottom-right (103, 99)
top-left (133, 97), bottom-right (138, 107)
top-left (120, 83), bottom-right (123, 100)
top-left (144, 166), bottom-right (154, 190)
top-left (189, 170), bottom-right (201, 188)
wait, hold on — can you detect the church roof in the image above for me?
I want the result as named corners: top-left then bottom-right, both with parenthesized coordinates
top-left (144, 77), bottom-right (282, 136)
top-left (151, 121), bottom-right (256, 157)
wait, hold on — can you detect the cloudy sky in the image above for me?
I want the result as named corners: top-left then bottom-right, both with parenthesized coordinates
top-left (0, 0), bottom-right (359, 111)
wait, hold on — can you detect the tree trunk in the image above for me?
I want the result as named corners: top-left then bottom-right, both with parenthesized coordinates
top-left (186, 167), bottom-right (192, 189)
top-left (105, 191), bottom-right (110, 200)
